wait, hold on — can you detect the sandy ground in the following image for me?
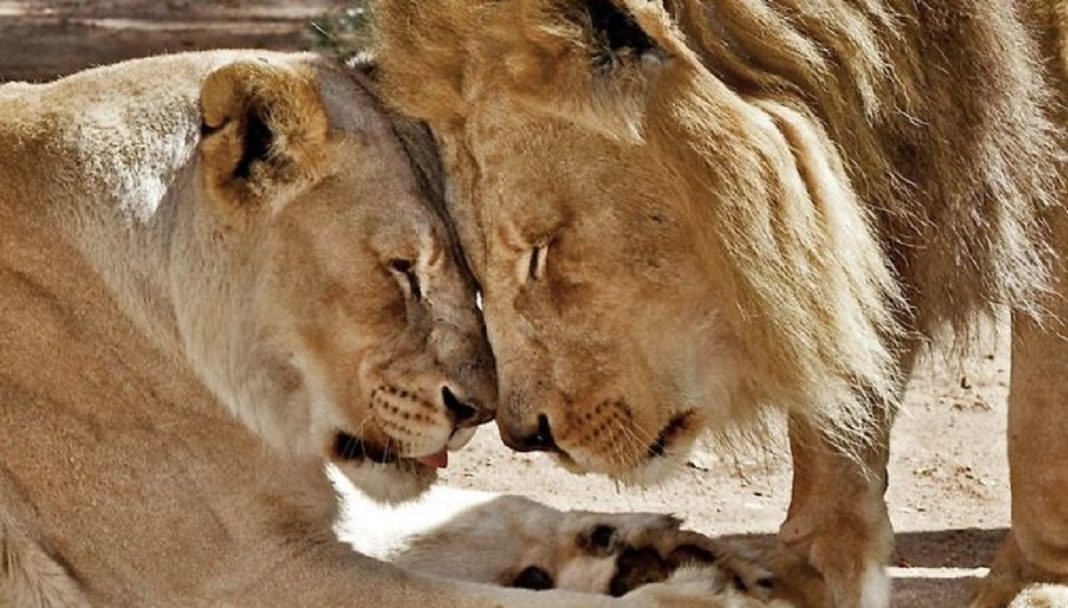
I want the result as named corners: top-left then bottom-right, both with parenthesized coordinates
top-left (0, 1), bottom-right (349, 82)
top-left (0, 5), bottom-right (1026, 606)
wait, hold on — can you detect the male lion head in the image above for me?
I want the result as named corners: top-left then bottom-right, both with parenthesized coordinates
top-left (375, 1), bottom-right (906, 483)
top-left (175, 55), bottom-right (495, 502)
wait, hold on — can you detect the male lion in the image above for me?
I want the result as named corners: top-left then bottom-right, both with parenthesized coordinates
top-left (0, 50), bottom-right (776, 607)
top-left (374, 2), bottom-right (1068, 607)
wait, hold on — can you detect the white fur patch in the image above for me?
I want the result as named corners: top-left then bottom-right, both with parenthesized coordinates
top-left (331, 459), bottom-right (436, 506)
top-left (330, 467), bottom-right (497, 559)
top-left (1009, 584), bottom-right (1068, 608)
top-left (857, 564), bottom-right (891, 608)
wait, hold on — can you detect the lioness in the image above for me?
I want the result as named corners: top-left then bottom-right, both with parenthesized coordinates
top-left (0, 50), bottom-right (771, 607)
top-left (374, 2), bottom-right (1068, 607)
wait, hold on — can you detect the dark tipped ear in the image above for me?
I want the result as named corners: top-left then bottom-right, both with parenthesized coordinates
top-left (514, 0), bottom-right (680, 142)
top-left (585, 0), bottom-right (658, 57)
top-left (199, 60), bottom-right (329, 209)
top-left (231, 106), bottom-right (272, 181)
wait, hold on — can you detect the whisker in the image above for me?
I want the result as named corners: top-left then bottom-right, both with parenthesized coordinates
top-left (605, 412), bottom-right (646, 468)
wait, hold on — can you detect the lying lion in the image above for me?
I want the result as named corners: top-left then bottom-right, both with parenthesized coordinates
top-left (373, 1), bottom-right (1068, 606)
top-left (0, 51), bottom-right (780, 607)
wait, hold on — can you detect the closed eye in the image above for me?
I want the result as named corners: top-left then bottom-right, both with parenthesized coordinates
top-left (389, 259), bottom-right (421, 300)
top-left (526, 243), bottom-right (549, 282)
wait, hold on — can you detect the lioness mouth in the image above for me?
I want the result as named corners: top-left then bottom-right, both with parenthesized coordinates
top-left (648, 411), bottom-right (695, 459)
top-left (334, 431), bottom-right (387, 463)
top-left (332, 431), bottom-right (449, 469)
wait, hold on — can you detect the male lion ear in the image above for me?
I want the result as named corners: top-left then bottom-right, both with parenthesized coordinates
top-left (491, 0), bottom-right (686, 142)
top-left (583, 0), bottom-right (662, 59)
top-left (199, 60), bottom-right (329, 211)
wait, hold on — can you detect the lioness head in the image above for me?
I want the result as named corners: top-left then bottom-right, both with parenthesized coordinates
top-left (176, 55), bottom-right (495, 502)
top-left (376, 2), bottom-right (902, 483)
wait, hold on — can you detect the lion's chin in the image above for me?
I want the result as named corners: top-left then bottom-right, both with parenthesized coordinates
top-left (553, 410), bottom-right (704, 487)
top-left (552, 448), bottom-right (693, 488)
top-left (612, 451), bottom-right (693, 487)
top-left (332, 459), bottom-right (438, 505)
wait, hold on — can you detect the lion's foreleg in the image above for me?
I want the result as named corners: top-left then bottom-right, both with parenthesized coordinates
top-left (778, 413), bottom-right (895, 608)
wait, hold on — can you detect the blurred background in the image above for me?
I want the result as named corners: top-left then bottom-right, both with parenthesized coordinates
top-left (0, 0), bottom-right (370, 81)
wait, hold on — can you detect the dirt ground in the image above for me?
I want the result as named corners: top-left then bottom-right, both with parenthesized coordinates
top-left (0, 4), bottom-right (1027, 606)
top-left (0, 1), bottom-right (349, 82)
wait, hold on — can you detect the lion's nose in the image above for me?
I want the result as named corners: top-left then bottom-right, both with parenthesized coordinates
top-left (499, 413), bottom-right (558, 453)
top-left (441, 386), bottom-right (492, 427)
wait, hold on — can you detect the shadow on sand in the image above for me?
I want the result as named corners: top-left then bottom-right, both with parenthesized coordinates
top-left (722, 527), bottom-right (1006, 607)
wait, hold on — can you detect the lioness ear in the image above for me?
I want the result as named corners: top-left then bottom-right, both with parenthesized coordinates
top-left (199, 60), bottom-right (329, 210)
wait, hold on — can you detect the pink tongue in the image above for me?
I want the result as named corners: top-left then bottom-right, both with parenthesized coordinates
top-left (417, 448), bottom-right (449, 469)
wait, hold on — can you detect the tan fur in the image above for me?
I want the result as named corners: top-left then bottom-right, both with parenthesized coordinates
top-left (336, 482), bottom-right (794, 603)
top-left (374, 1), bottom-right (1068, 606)
top-left (0, 51), bottom-right (778, 608)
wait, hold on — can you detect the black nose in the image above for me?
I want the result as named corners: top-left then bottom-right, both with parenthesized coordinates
top-left (506, 414), bottom-right (558, 453)
top-left (442, 386), bottom-right (488, 427)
